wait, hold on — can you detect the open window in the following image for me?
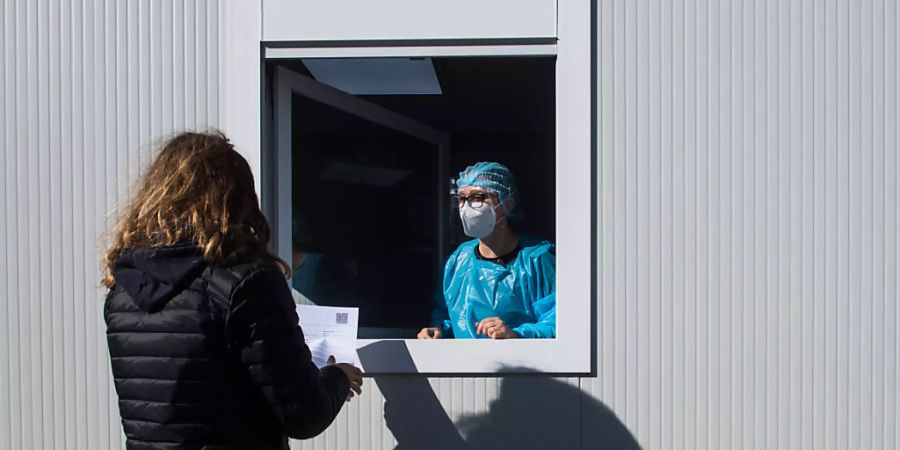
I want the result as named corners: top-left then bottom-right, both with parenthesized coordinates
top-left (262, 42), bottom-right (591, 374)
top-left (269, 64), bottom-right (451, 339)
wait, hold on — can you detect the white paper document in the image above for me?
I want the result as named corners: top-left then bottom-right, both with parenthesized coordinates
top-left (296, 304), bottom-right (360, 368)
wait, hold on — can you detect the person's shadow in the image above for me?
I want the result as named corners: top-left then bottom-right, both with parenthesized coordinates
top-left (359, 341), bottom-right (642, 450)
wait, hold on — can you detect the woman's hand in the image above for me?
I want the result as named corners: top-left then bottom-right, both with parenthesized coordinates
top-left (475, 317), bottom-right (520, 339)
top-left (327, 356), bottom-right (363, 399)
top-left (417, 327), bottom-right (442, 339)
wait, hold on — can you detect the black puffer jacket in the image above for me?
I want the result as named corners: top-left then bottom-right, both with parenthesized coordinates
top-left (104, 244), bottom-right (350, 450)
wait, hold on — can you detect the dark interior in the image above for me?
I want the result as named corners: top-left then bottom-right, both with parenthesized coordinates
top-left (272, 56), bottom-right (556, 335)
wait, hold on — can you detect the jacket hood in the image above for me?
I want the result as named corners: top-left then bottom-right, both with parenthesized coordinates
top-left (113, 244), bottom-right (208, 312)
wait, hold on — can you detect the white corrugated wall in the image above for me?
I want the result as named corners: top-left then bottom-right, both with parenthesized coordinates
top-left (2, 1), bottom-right (898, 449)
top-left (590, 0), bottom-right (898, 449)
top-left (0, 1), bottom-right (222, 449)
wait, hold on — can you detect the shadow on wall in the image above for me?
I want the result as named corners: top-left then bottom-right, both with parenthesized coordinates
top-left (359, 342), bottom-right (641, 450)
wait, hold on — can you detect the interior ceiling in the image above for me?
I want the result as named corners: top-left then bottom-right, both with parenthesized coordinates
top-left (276, 56), bottom-right (556, 136)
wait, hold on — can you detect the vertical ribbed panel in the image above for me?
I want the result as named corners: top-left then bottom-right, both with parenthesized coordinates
top-left (0, 1), bottom-right (222, 449)
top-left (590, 1), bottom-right (900, 449)
top-left (296, 376), bottom-right (583, 450)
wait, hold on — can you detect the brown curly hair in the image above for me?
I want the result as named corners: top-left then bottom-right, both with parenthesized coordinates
top-left (102, 131), bottom-right (289, 288)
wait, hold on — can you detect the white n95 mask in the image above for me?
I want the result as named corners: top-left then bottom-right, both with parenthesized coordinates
top-left (459, 203), bottom-right (500, 239)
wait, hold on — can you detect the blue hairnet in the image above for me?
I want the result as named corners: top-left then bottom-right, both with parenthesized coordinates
top-left (456, 162), bottom-right (519, 205)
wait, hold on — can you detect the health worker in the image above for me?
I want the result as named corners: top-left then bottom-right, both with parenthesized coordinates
top-left (418, 162), bottom-right (557, 340)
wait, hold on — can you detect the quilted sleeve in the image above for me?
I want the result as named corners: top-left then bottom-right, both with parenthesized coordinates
top-left (227, 265), bottom-right (351, 439)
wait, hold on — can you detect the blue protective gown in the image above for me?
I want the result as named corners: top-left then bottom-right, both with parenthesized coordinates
top-left (432, 237), bottom-right (557, 339)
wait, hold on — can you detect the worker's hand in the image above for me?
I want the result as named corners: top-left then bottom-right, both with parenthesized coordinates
top-left (327, 356), bottom-right (363, 399)
top-left (476, 317), bottom-right (520, 339)
top-left (417, 327), bottom-right (442, 339)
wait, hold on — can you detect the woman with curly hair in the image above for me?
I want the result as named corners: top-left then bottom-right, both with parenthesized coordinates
top-left (102, 131), bottom-right (362, 449)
